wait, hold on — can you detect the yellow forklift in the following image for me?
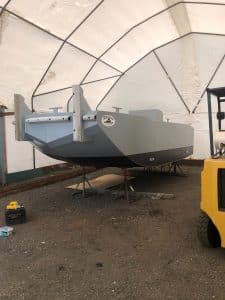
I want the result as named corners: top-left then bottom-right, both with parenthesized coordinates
top-left (198, 87), bottom-right (225, 248)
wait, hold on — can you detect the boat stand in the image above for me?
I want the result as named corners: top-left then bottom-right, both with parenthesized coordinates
top-left (70, 168), bottom-right (175, 203)
top-left (112, 169), bottom-right (175, 203)
top-left (72, 168), bottom-right (97, 198)
top-left (112, 169), bottom-right (135, 202)
top-left (144, 161), bottom-right (186, 177)
top-left (169, 162), bottom-right (185, 176)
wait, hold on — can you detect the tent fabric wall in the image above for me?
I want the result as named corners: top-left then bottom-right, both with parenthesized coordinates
top-left (0, 0), bottom-right (225, 173)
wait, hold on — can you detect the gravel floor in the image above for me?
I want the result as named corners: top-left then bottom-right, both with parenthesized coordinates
top-left (0, 166), bottom-right (224, 300)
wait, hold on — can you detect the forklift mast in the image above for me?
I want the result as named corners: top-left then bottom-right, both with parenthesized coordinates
top-left (207, 87), bottom-right (225, 157)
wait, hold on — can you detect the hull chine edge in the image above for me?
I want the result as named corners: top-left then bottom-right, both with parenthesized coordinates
top-left (53, 145), bottom-right (193, 168)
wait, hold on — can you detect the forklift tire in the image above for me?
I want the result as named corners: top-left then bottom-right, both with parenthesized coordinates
top-left (197, 212), bottom-right (220, 248)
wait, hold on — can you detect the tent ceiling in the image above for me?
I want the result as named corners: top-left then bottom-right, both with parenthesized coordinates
top-left (0, 0), bottom-right (225, 113)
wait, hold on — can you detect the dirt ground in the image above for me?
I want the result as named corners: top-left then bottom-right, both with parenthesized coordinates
top-left (0, 166), bottom-right (224, 300)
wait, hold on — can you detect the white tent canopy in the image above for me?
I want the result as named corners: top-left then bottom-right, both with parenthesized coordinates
top-left (1, 0), bottom-right (225, 173)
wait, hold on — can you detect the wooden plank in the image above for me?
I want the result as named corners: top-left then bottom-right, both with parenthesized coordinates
top-left (112, 191), bottom-right (175, 200)
top-left (67, 174), bottom-right (133, 191)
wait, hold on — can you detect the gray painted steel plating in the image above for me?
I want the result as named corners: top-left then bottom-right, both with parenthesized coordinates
top-left (14, 86), bottom-right (194, 168)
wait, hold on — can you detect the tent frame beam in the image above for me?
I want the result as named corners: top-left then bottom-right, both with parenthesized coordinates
top-left (0, 8), bottom-right (122, 75)
top-left (79, 1), bottom-right (225, 84)
top-left (33, 74), bottom-right (122, 99)
top-left (30, 0), bottom-right (107, 111)
top-left (1, 2), bottom-right (225, 102)
top-left (29, 32), bottom-right (225, 115)
top-left (1, 2), bottom-right (225, 115)
top-left (32, 74), bottom-right (122, 111)
top-left (153, 50), bottom-right (190, 113)
top-left (192, 53), bottom-right (225, 113)
top-left (97, 31), bottom-right (225, 111)
top-left (0, 0), bottom-right (11, 17)
top-left (0, 8), bottom-right (122, 73)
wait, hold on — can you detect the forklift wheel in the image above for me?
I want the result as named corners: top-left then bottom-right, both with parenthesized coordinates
top-left (197, 212), bottom-right (221, 248)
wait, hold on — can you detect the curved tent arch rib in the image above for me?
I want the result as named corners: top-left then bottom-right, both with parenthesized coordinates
top-left (0, 1), bottom-right (124, 110)
top-left (34, 1), bottom-right (225, 99)
top-left (29, 0), bottom-right (105, 111)
top-left (0, 0), bottom-right (11, 16)
top-left (1, 1), bottom-right (225, 112)
top-left (98, 32), bottom-right (225, 113)
top-left (33, 0), bottom-right (186, 103)
top-left (32, 1), bottom-right (225, 112)
top-left (78, 1), bottom-right (225, 83)
top-left (78, 0), bottom-right (186, 85)
top-left (192, 53), bottom-right (225, 113)
top-left (33, 74), bottom-right (123, 99)
top-left (32, 32), bottom-right (225, 114)
top-left (153, 51), bottom-right (190, 113)
top-left (0, 6), bottom-right (123, 71)
top-left (96, 33), bottom-right (193, 112)
top-left (2, 7), bottom-right (121, 69)
top-left (32, 74), bottom-right (122, 111)
top-left (33, 32), bottom-right (193, 107)
top-left (34, 31), bottom-right (225, 115)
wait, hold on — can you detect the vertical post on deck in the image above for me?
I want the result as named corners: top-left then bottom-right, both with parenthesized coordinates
top-left (0, 104), bottom-right (7, 185)
top-left (73, 85), bottom-right (84, 142)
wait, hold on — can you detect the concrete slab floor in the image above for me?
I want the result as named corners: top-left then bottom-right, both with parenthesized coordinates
top-left (0, 166), bottom-right (224, 300)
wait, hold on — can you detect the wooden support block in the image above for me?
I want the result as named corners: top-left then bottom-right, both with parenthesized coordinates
top-left (66, 174), bottom-right (133, 191)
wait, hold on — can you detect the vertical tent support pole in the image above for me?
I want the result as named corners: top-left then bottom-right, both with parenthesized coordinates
top-left (0, 105), bottom-right (7, 185)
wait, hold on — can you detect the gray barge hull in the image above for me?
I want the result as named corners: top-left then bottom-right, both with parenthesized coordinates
top-left (24, 110), bottom-right (193, 168)
top-left (14, 86), bottom-right (194, 168)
